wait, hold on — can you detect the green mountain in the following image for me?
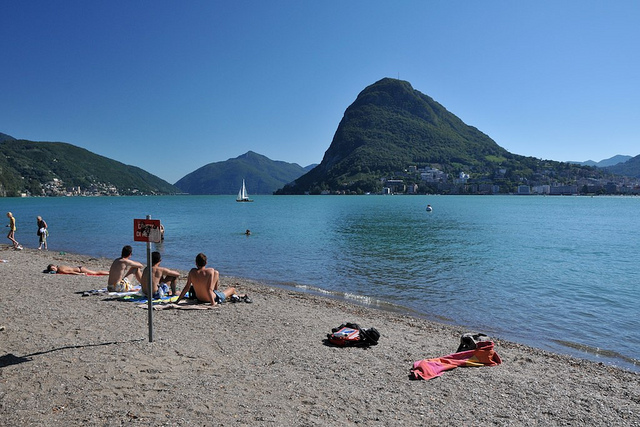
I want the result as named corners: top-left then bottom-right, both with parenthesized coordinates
top-left (0, 132), bottom-right (16, 142)
top-left (0, 139), bottom-right (178, 197)
top-left (606, 155), bottom-right (640, 178)
top-left (174, 151), bottom-right (311, 195)
top-left (276, 78), bottom-right (607, 194)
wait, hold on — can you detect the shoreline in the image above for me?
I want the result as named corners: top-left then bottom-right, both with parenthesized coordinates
top-left (217, 273), bottom-right (640, 374)
top-left (1, 247), bottom-right (638, 425)
top-left (26, 244), bottom-right (640, 372)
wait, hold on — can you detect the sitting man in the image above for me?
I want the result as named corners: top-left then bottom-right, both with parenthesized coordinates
top-left (107, 245), bottom-right (144, 292)
top-left (176, 252), bottom-right (251, 306)
top-left (46, 264), bottom-right (109, 275)
top-left (140, 251), bottom-right (180, 299)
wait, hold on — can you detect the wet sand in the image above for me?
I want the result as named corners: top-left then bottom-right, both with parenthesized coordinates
top-left (0, 247), bottom-right (638, 426)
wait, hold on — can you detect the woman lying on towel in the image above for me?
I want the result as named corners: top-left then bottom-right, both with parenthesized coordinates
top-left (45, 264), bottom-right (109, 276)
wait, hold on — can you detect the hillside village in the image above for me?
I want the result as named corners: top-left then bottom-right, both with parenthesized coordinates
top-left (29, 178), bottom-right (142, 197)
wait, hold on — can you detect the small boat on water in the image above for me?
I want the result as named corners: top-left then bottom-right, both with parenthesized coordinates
top-left (425, 204), bottom-right (433, 212)
top-left (236, 179), bottom-right (253, 202)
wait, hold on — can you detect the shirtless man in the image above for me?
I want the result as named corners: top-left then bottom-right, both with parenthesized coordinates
top-left (107, 245), bottom-right (143, 292)
top-left (6, 212), bottom-right (21, 250)
top-left (176, 253), bottom-right (251, 306)
top-left (140, 251), bottom-right (180, 298)
top-left (46, 264), bottom-right (109, 275)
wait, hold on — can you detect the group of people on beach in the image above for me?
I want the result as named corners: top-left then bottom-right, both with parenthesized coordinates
top-left (4, 206), bottom-right (249, 306)
top-left (108, 246), bottom-right (251, 305)
top-left (5, 211), bottom-right (48, 251)
top-left (47, 244), bottom-right (250, 306)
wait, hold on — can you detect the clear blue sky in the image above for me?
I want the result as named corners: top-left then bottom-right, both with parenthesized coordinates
top-left (2, 1), bottom-right (638, 184)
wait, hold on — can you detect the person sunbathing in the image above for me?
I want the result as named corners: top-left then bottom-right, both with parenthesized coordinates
top-left (46, 264), bottom-right (109, 275)
top-left (176, 252), bottom-right (251, 306)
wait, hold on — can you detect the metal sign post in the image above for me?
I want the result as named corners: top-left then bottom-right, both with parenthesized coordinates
top-left (146, 235), bottom-right (153, 342)
top-left (134, 216), bottom-right (162, 342)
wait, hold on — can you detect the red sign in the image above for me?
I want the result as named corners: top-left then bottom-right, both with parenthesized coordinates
top-left (134, 219), bottom-right (162, 243)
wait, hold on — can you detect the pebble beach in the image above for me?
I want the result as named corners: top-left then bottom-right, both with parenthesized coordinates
top-left (0, 247), bottom-right (638, 426)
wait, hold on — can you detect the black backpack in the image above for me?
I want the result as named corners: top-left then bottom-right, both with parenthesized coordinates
top-left (456, 332), bottom-right (490, 352)
top-left (327, 322), bottom-right (380, 347)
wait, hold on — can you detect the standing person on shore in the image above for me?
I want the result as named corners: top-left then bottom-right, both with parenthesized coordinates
top-left (176, 252), bottom-right (251, 306)
top-left (107, 245), bottom-right (144, 292)
top-left (36, 216), bottom-right (48, 250)
top-left (140, 251), bottom-right (180, 298)
top-left (6, 212), bottom-right (22, 250)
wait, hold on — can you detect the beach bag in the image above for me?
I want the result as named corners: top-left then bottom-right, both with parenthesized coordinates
top-left (187, 285), bottom-right (196, 299)
top-left (456, 332), bottom-right (490, 352)
top-left (327, 322), bottom-right (380, 347)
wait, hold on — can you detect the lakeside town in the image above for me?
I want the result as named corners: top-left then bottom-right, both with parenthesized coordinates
top-left (377, 165), bottom-right (640, 196)
top-left (10, 165), bottom-right (640, 198)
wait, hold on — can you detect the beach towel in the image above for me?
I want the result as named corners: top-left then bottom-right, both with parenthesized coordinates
top-left (52, 270), bottom-right (109, 276)
top-left (81, 286), bottom-right (142, 297)
top-left (52, 271), bottom-right (108, 276)
top-left (107, 285), bottom-right (142, 297)
top-left (142, 301), bottom-right (219, 310)
top-left (410, 341), bottom-right (502, 381)
top-left (119, 294), bottom-right (180, 304)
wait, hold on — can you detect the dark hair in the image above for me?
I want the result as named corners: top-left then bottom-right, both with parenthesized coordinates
top-left (121, 245), bottom-right (133, 258)
top-left (152, 251), bottom-right (162, 266)
top-left (195, 253), bottom-right (207, 268)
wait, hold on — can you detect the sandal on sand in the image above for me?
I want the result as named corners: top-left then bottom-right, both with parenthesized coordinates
top-left (230, 294), bottom-right (241, 303)
top-left (243, 295), bottom-right (252, 304)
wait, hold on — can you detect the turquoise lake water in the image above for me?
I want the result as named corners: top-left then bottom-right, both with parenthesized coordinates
top-left (4, 195), bottom-right (639, 371)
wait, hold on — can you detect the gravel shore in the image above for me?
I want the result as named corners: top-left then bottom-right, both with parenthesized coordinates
top-left (1, 247), bottom-right (638, 426)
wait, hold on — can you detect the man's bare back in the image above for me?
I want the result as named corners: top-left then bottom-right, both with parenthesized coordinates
top-left (176, 253), bottom-right (249, 306)
top-left (185, 266), bottom-right (219, 305)
top-left (140, 251), bottom-right (180, 296)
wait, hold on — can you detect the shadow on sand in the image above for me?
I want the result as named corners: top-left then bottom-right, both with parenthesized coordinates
top-left (0, 338), bottom-right (144, 368)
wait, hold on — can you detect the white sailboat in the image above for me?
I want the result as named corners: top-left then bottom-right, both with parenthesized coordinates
top-left (236, 179), bottom-right (253, 202)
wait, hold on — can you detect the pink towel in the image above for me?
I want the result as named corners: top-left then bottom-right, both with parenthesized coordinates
top-left (410, 341), bottom-right (502, 380)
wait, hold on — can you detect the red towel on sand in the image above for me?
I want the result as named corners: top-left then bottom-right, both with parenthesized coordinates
top-left (410, 341), bottom-right (502, 381)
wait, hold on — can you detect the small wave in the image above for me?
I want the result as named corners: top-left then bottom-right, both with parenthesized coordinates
top-left (266, 280), bottom-right (430, 317)
top-left (552, 339), bottom-right (640, 370)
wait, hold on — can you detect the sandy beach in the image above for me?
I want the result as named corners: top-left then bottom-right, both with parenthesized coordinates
top-left (0, 246), bottom-right (638, 426)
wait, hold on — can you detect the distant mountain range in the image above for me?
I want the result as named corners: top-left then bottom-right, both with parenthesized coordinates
top-left (569, 154), bottom-right (640, 178)
top-left (0, 138), bottom-right (177, 197)
top-left (0, 133), bottom-right (315, 196)
top-left (2, 77), bottom-right (639, 196)
top-left (605, 155), bottom-right (640, 178)
top-left (174, 151), bottom-right (315, 195)
top-left (0, 132), bottom-right (16, 142)
top-left (570, 155), bottom-right (633, 168)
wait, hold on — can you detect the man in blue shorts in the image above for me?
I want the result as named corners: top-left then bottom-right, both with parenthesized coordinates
top-left (176, 253), bottom-right (251, 306)
top-left (140, 251), bottom-right (180, 299)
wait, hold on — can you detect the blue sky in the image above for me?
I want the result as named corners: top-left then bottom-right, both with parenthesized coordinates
top-left (2, 1), bottom-right (638, 184)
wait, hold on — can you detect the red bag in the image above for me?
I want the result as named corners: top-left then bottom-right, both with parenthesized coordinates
top-left (327, 326), bottom-right (361, 346)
